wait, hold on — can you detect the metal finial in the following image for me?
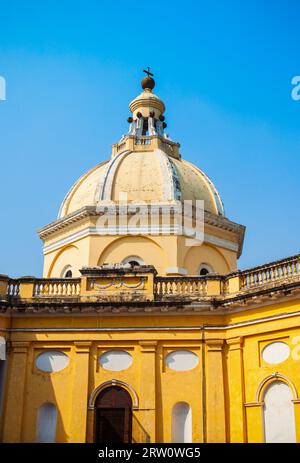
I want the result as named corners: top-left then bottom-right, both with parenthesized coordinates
top-left (141, 67), bottom-right (155, 90)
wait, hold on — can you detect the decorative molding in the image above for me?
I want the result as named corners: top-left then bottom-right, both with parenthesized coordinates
top-left (226, 337), bottom-right (244, 350)
top-left (205, 339), bottom-right (224, 351)
top-left (3, 304), bottom-right (300, 331)
top-left (74, 341), bottom-right (92, 353)
top-left (5, 326), bottom-right (204, 332)
top-left (255, 372), bottom-right (299, 402)
top-left (88, 379), bottom-right (139, 409)
top-left (89, 277), bottom-right (146, 291)
top-left (203, 232), bottom-right (239, 252)
top-left (38, 204), bottom-right (245, 257)
top-left (42, 224), bottom-right (239, 255)
top-left (11, 341), bottom-right (30, 353)
top-left (139, 340), bottom-right (157, 352)
top-left (204, 308), bottom-right (300, 330)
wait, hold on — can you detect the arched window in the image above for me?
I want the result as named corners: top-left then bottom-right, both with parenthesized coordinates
top-left (172, 402), bottom-right (192, 443)
top-left (199, 264), bottom-right (213, 276)
top-left (36, 402), bottom-right (57, 443)
top-left (121, 256), bottom-right (144, 267)
top-left (263, 380), bottom-right (296, 443)
top-left (61, 265), bottom-right (73, 278)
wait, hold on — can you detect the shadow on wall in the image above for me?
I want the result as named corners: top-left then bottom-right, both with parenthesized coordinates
top-left (132, 413), bottom-right (150, 443)
top-left (1, 339), bottom-right (69, 442)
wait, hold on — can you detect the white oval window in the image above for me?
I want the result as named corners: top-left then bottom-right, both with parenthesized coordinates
top-left (99, 350), bottom-right (133, 371)
top-left (36, 351), bottom-right (69, 373)
top-left (165, 350), bottom-right (199, 371)
top-left (262, 342), bottom-right (290, 365)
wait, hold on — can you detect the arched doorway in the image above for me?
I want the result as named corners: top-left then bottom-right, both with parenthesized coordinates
top-left (263, 380), bottom-right (296, 443)
top-left (94, 386), bottom-right (132, 443)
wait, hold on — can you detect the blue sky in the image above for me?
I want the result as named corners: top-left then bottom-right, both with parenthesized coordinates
top-left (0, 0), bottom-right (299, 277)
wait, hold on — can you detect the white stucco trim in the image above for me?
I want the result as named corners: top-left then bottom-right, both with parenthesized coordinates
top-left (157, 149), bottom-right (181, 201)
top-left (98, 150), bottom-right (131, 201)
top-left (256, 373), bottom-right (299, 402)
top-left (43, 226), bottom-right (238, 255)
top-left (88, 379), bottom-right (139, 409)
top-left (203, 233), bottom-right (239, 252)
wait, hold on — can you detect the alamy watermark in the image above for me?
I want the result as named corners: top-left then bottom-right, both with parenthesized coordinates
top-left (291, 75), bottom-right (300, 101)
top-left (0, 75), bottom-right (6, 101)
top-left (95, 193), bottom-right (205, 247)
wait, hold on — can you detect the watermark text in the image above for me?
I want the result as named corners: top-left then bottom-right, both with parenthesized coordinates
top-left (0, 75), bottom-right (6, 101)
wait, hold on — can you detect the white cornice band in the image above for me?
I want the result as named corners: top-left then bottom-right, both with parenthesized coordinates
top-left (43, 225), bottom-right (238, 255)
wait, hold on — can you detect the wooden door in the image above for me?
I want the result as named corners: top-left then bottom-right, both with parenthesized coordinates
top-left (94, 386), bottom-right (132, 443)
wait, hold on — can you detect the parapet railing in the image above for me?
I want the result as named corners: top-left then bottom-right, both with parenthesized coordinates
top-left (2, 254), bottom-right (300, 303)
top-left (6, 279), bottom-right (20, 297)
top-left (135, 136), bottom-right (151, 145)
top-left (33, 278), bottom-right (81, 297)
top-left (240, 254), bottom-right (300, 290)
top-left (154, 277), bottom-right (208, 297)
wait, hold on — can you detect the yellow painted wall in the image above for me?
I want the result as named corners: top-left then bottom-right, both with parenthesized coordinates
top-left (1, 298), bottom-right (300, 443)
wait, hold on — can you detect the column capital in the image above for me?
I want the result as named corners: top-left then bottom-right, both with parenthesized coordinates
top-left (139, 341), bottom-right (157, 352)
top-left (226, 337), bottom-right (244, 350)
top-left (205, 339), bottom-right (224, 352)
top-left (11, 341), bottom-right (30, 353)
top-left (74, 341), bottom-right (92, 353)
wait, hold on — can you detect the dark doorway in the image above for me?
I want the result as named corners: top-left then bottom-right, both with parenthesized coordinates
top-left (94, 386), bottom-right (132, 443)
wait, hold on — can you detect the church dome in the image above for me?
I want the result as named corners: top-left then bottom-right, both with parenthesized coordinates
top-left (58, 150), bottom-right (224, 218)
top-left (58, 71), bottom-right (224, 219)
top-left (39, 70), bottom-right (245, 281)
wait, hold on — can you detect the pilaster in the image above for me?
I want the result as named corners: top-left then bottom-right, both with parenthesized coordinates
top-left (138, 341), bottom-right (157, 443)
top-left (2, 341), bottom-right (29, 442)
top-left (226, 337), bottom-right (246, 442)
top-left (205, 339), bottom-right (226, 442)
top-left (69, 341), bottom-right (91, 442)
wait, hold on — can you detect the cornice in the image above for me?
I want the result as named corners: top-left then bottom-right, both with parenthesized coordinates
top-left (38, 205), bottom-right (245, 257)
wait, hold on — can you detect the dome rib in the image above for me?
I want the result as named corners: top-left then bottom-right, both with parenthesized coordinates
top-left (58, 152), bottom-right (224, 218)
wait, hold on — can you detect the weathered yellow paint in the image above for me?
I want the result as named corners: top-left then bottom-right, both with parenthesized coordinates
top-left (1, 301), bottom-right (300, 442)
top-left (1, 75), bottom-right (299, 445)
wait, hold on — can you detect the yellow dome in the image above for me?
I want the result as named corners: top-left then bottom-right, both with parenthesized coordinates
top-left (58, 148), bottom-right (224, 218)
top-left (58, 74), bottom-right (224, 219)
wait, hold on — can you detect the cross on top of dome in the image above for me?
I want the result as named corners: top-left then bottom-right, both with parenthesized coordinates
top-left (141, 67), bottom-right (155, 90)
top-left (143, 66), bottom-right (153, 77)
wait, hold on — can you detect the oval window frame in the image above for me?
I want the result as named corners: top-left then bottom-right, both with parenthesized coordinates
top-left (35, 350), bottom-right (69, 373)
top-left (262, 342), bottom-right (290, 365)
top-left (165, 350), bottom-right (199, 371)
top-left (99, 350), bottom-right (133, 372)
